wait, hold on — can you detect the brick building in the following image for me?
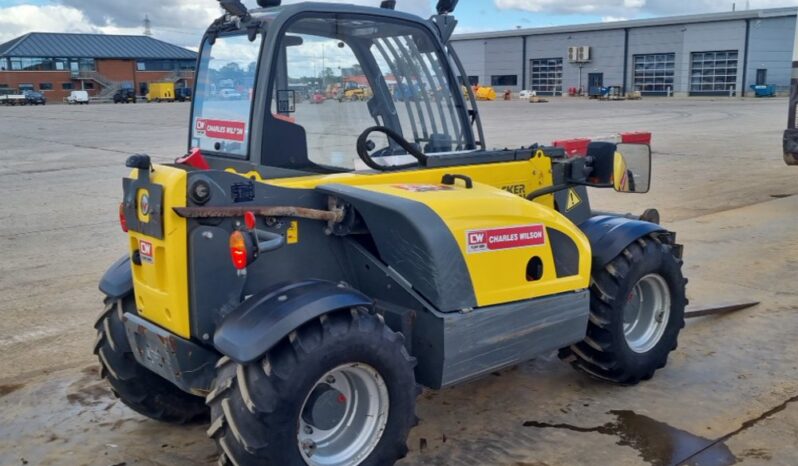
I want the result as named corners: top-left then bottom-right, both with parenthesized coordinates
top-left (0, 32), bottom-right (197, 102)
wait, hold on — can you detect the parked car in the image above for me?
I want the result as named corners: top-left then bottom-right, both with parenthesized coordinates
top-left (23, 91), bottom-right (46, 105)
top-left (176, 87), bottom-right (192, 102)
top-left (219, 88), bottom-right (243, 100)
top-left (113, 89), bottom-right (136, 104)
top-left (66, 90), bottom-right (90, 105)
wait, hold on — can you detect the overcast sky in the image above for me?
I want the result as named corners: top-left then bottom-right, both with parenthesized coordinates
top-left (0, 0), bottom-right (796, 50)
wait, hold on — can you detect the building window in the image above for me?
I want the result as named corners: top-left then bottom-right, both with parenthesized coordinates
top-left (39, 82), bottom-right (53, 90)
top-left (18, 83), bottom-right (34, 91)
top-left (491, 75), bottom-right (518, 86)
top-left (62, 82), bottom-right (74, 90)
top-left (68, 58), bottom-right (96, 73)
top-left (529, 58), bottom-right (563, 95)
top-left (8, 57), bottom-right (68, 71)
top-left (690, 51), bottom-right (738, 96)
top-left (83, 82), bottom-right (95, 90)
top-left (458, 75), bottom-right (479, 86)
top-left (137, 60), bottom-right (183, 72)
top-left (633, 53), bottom-right (675, 96)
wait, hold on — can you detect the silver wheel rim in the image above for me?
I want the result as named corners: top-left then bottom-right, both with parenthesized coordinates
top-left (623, 273), bottom-right (671, 353)
top-left (298, 363), bottom-right (389, 466)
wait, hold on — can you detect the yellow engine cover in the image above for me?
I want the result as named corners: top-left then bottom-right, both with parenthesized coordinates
top-left (340, 182), bottom-right (590, 306)
top-left (266, 154), bottom-right (591, 307)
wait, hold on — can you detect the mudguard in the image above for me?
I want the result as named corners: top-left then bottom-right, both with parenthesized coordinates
top-left (580, 215), bottom-right (666, 269)
top-left (99, 255), bottom-right (133, 299)
top-left (214, 280), bottom-right (373, 364)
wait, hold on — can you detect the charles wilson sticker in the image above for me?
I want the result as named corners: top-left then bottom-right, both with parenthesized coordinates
top-left (466, 224), bottom-right (546, 253)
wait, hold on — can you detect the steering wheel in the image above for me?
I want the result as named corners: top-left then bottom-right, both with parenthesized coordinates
top-left (356, 126), bottom-right (428, 171)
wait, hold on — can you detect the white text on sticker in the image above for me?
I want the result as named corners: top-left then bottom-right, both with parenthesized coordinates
top-left (466, 224), bottom-right (545, 253)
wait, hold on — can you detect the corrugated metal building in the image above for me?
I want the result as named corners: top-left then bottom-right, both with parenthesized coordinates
top-left (451, 7), bottom-right (797, 97)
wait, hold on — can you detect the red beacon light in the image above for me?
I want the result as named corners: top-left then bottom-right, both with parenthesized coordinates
top-left (244, 211), bottom-right (257, 230)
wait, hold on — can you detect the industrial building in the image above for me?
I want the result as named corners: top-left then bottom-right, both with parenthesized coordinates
top-left (0, 33), bottom-right (197, 102)
top-left (451, 7), bottom-right (797, 97)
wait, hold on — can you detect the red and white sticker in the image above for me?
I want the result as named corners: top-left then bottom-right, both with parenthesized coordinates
top-left (392, 184), bottom-right (453, 192)
top-left (139, 239), bottom-right (154, 264)
top-left (466, 224), bottom-right (546, 253)
top-left (195, 118), bottom-right (246, 142)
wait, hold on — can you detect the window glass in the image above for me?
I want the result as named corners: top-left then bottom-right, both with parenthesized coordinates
top-left (529, 58), bottom-right (562, 95)
top-left (191, 33), bottom-right (261, 158)
top-left (690, 50), bottom-right (738, 95)
top-left (39, 82), bottom-right (53, 90)
top-left (491, 75), bottom-right (517, 86)
top-left (633, 53), bottom-right (675, 95)
top-left (271, 16), bottom-right (468, 171)
top-left (62, 82), bottom-right (74, 90)
top-left (18, 83), bottom-right (34, 91)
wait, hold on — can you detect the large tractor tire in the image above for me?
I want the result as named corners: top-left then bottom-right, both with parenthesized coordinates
top-left (207, 308), bottom-right (418, 466)
top-left (94, 296), bottom-right (208, 423)
top-left (560, 234), bottom-right (686, 384)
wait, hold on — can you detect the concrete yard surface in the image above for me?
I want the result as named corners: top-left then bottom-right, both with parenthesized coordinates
top-left (0, 97), bottom-right (797, 465)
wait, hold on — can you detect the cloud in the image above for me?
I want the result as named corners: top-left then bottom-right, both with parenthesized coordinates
top-left (0, 5), bottom-right (97, 44)
top-left (0, 0), bottom-right (435, 49)
top-left (602, 15), bottom-right (629, 22)
top-left (494, 0), bottom-right (797, 17)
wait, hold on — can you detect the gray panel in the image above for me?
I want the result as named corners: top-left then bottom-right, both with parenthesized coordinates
top-left (450, 39), bottom-right (486, 85)
top-left (414, 290), bottom-right (589, 389)
top-left (525, 29), bottom-right (625, 91)
top-left (452, 8), bottom-right (797, 41)
top-left (485, 37), bottom-right (524, 91)
top-left (628, 24), bottom-right (685, 94)
top-left (747, 16), bottom-right (797, 90)
top-left (123, 312), bottom-right (219, 394)
top-left (683, 20), bottom-right (747, 96)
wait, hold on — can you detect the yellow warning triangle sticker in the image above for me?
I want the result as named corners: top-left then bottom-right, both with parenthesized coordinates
top-left (566, 188), bottom-right (582, 211)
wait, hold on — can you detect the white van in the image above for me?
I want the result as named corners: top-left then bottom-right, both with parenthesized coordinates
top-left (67, 90), bottom-right (90, 105)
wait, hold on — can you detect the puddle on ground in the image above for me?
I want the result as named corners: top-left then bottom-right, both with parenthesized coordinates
top-left (524, 410), bottom-right (737, 466)
top-left (65, 365), bottom-right (114, 408)
top-left (0, 383), bottom-right (25, 397)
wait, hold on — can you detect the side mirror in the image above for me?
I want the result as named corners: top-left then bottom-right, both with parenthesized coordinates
top-left (614, 143), bottom-right (651, 193)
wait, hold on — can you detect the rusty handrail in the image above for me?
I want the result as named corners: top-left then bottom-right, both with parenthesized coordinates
top-left (173, 205), bottom-right (344, 223)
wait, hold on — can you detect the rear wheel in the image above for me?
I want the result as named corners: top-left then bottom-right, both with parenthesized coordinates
top-left (94, 295), bottom-right (208, 423)
top-left (560, 234), bottom-right (686, 384)
top-left (207, 308), bottom-right (418, 466)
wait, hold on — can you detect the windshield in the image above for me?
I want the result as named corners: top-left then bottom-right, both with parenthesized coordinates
top-left (270, 15), bottom-right (471, 171)
top-left (191, 33), bottom-right (262, 158)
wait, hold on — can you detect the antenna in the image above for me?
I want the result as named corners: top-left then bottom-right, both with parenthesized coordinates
top-left (143, 14), bottom-right (152, 36)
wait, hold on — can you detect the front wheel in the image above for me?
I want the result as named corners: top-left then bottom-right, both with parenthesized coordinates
top-left (207, 308), bottom-right (418, 466)
top-left (560, 234), bottom-right (686, 384)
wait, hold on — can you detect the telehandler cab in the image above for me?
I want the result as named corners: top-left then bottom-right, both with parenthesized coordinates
top-left (95, 1), bottom-right (687, 464)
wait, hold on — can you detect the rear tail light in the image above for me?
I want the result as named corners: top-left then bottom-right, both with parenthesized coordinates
top-left (119, 202), bottom-right (128, 232)
top-left (229, 231), bottom-right (249, 270)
